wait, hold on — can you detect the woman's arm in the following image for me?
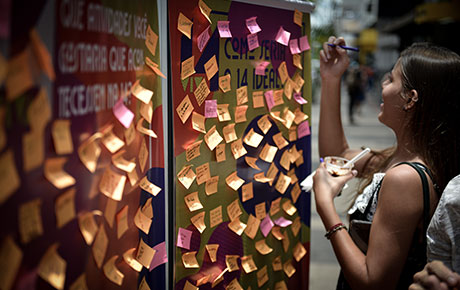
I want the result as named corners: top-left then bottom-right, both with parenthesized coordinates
top-left (314, 164), bottom-right (425, 289)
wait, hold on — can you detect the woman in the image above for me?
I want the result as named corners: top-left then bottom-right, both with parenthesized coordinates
top-left (313, 37), bottom-right (460, 289)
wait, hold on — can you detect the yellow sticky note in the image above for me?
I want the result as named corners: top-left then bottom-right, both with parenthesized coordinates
top-left (38, 244), bottom-right (66, 290)
top-left (294, 9), bottom-right (303, 27)
top-left (19, 198), bottom-right (43, 244)
top-left (228, 217), bottom-right (247, 236)
top-left (177, 165), bottom-right (196, 189)
top-left (291, 182), bottom-right (301, 203)
top-left (184, 191), bottom-right (203, 212)
top-left (124, 122), bottom-right (136, 146)
top-left (283, 260), bottom-right (296, 278)
top-left (55, 187), bottom-right (76, 229)
top-left (273, 89), bottom-right (284, 107)
top-left (275, 280), bottom-right (288, 290)
top-left (257, 115), bottom-right (272, 134)
top-left (236, 86), bottom-right (248, 105)
top-left (139, 176), bottom-right (161, 196)
top-left (103, 255), bottom-right (124, 286)
top-left (234, 105), bottom-right (248, 124)
top-left (231, 139), bottom-right (247, 160)
top-left (194, 78), bottom-right (210, 107)
top-left (131, 79), bottom-right (153, 104)
top-left (243, 128), bottom-right (263, 148)
top-left (210, 205), bottom-right (222, 228)
top-left (196, 162), bottom-right (211, 185)
top-left (192, 112), bottom-right (206, 133)
top-left (99, 167), bottom-right (126, 201)
top-left (245, 157), bottom-right (260, 170)
top-left (291, 216), bottom-right (301, 237)
top-left (186, 140), bottom-right (202, 162)
top-left (191, 211), bottom-right (206, 233)
top-left (259, 143), bottom-right (278, 163)
top-left (205, 244), bottom-right (219, 262)
top-left (105, 198), bottom-right (117, 228)
top-left (226, 255), bottom-right (240, 272)
top-left (278, 61), bottom-right (289, 84)
top-left (181, 55), bottom-right (195, 80)
top-left (112, 149), bottom-right (136, 173)
top-left (145, 57), bottom-right (165, 80)
top-left (178, 12), bottom-right (193, 39)
top-left (44, 157), bottom-right (76, 189)
top-left (223, 123), bottom-right (237, 143)
top-left (139, 137), bottom-right (149, 172)
top-left (127, 166), bottom-right (139, 186)
top-left (275, 173), bottom-right (292, 194)
top-left (142, 198), bottom-right (153, 219)
top-left (204, 55), bottom-right (218, 80)
top-left (253, 172), bottom-right (271, 183)
top-left (198, 0), bottom-right (212, 23)
top-left (136, 118), bottom-right (157, 139)
top-left (101, 125), bottom-right (125, 154)
top-left (293, 72), bottom-right (305, 93)
top-left (217, 104), bottom-right (231, 122)
top-left (0, 236), bottom-right (23, 290)
top-left (219, 74), bottom-right (231, 93)
top-left (272, 255), bottom-right (282, 271)
top-left (22, 129), bottom-right (44, 172)
top-left (273, 132), bottom-right (289, 150)
top-left (284, 78), bottom-right (294, 100)
top-left (134, 207), bottom-right (152, 235)
top-left (183, 251), bottom-right (199, 268)
top-left (283, 109), bottom-right (295, 129)
top-left (215, 143), bottom-right (226, 162)
top-left (123, 248), bottom-right (143, 272)
top-left (92, 224), bottom-right (108, 268)
top-left (78, 132), bottom-right (102, 173)
top-left (145, 25), bottom-right (158, 56)
top-left (177, 95), bottom-right (194, 124)
top-left (227, 199), bottom-right (242, 221)
top-left (280, 150), bottom-right (291, 171)
top-left (293, 53), bottom-right (302, 69)
top-left (282, 199), bottom-right (297, 216)
top-left (205, 176), bottom-right (219, 196)
top-left (266, 163), bottom-right (279, 186)
top-left (257, 265), bottom-right (268, 287)
top-left (255, 202), bottom-right (266, 220)
top-left (136, 238), bottom-right (156, 269)
top-left (140, 101), bottom-right (153, 124)
top-left (255, 239), bottom-right (273, 255)
top-left (241, 182), bottom-right (253, 202)
top-left (78, 212), bottom-right (98, 245)
top-left (226, 278), bottom-right (243, 290)
top-left (270, 198), bottom-right (282, 216)
top-left (244, 214), bottom-right (260, 239)
top-left (204, 125), bottom-right (223, 151)
top-left (294, 107), bottom-right (308, 125)
top-left (241, 255), bottom-right (257, 273)
top-left (226, 171), bottom-right (244, 191)
top-left (116, 206), bottom-right (129, 239)
top-left (252, 91), bottom-right (264, 108)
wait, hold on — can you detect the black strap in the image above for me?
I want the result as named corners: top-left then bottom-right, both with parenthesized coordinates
top-left (396, 162), bottom-right (431, 235)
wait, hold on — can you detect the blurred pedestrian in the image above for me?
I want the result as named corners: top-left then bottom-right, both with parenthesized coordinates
top-left (346, 65), bottom-right (365, 124)
top-left (313, 36), bottom-right (460, 289)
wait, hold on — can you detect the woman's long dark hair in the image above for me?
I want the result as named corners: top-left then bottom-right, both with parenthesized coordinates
top-left (358, 43), bottom-right (460, 195)
top-left (400, 43), bottom-right (460, 191)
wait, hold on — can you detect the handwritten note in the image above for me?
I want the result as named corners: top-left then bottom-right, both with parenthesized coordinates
top-left (223, 123), bottom-right (237, 143)
top-left (228, 217), bottom-right (247, 236)
top-left (275, 173), bottom-right (292, 194)
top-left (38, 244), bottom-right (66, 290)
top-left (197, 26), bottom-right (211, 52)
top-left (293, 53), bottom-right (302, 70)
top-left (192, 112), bottom-right (206, 133)
top-left (257, 114), bottom-right (272, 134)
top-left (217, 103), bottom-right (231, 122)
top-left (219, 74), bottom-right (231, 92)
top-left (177, 12), bottom-right (193, 39)
top-left (205, 176), bottom-right (219, 196)
top-left (227, 199), bottom-right (242, 221)
top-left (255, 61), bottom-right (270, 76)
top-left (210, 205), bottom-right (222, 228)
top-left (244, 214), bottom-right (260, 239)
top-left (275, 26), bottom-right (290, 46)
top-left (176, 95), bottom-right (194, 124)
top-left (257, 265), bottom-right (269, 287)
top-left (191, 211), bottom-right (206, 233)
top-left (139, 176), bottom-right (161, 196)
top-left (273, 132), bottom-right (288, 150)
top-left (243, 128), bottom-right (263, 148)
top-left (231, 139), bottom-right (247, 160)
top-left (298, 120), bottom-right (311, 138)
top-left (259, 143), bottom-right (278, 163)
top-left (186, 140), bottom-right (202, 162)
top-left (204, 55), bottom-right (218, 80)
top-left (255, 239), bottom-right (273, 255)
top-left (217, 21), bottom-right (232, 38)
top-left (215, 143), bottom-right (226, 162)
top-left (294, 9), bottom-right (303, 26)
top-left (198, 0), bottom-right (212, 23)
top-left (196, 162), bottom-right (211, 185)
top-left (134, 207), bottom-right (152, 234)
top-left (205, 99), bottom-right (217, 118)
top-left (177, 227), bottom-right (193, 249)
top-left (235, 105), bottom-right (248, 123)
top-left (246, 16), bottom-right (261, 34)
top-left (226, 171), bottom-right (244, 191)
top-left (184, 191), bottom-right (203, 212)
top-left (19, 198), bottom-right (43, 244)
top-left (181, 56), bottom-right (195, 80)
top-left (205, 244), bottom-right (219, 262)
top-left (241, 255), bottom-right (257, 274)
top-left (204, 125), bottom-right (223, 151)
top-left (278, 61), bottom-right (289, 84)
top-left (136, 238), bottom-right (156, 269)
top-left (99, 167), bottom-right (126, 201)
top-left (92, 224), bottom-right (108, 268)
top-left (194, 78), bottom-right (210, 106)
top-left (247, 33), bottom-right (259, 51)
top-left (131, 79), bottom-right (153, 104)
top-left (44, 157), bottom-right (76, 189)
top-left (177, 165), bottom-right (196, 189)
top-left (101, 125), bottom-right (125, 153)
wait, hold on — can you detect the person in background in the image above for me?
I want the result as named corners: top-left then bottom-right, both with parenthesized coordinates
top-left (312, 36), bottom-right (460, 289)
top-left (345, 65), bottom-right (366, 125)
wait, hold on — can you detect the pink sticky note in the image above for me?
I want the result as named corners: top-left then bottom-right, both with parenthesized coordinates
top-left (275, 26), bottom-right (290, 46)
top-left (246, 16), bottom-right (261, 34)
top-left (150, 241), bottom-right (168, 271)
top-left (205, 99), bottom-right (218, 118)
top-left (255, 61), bottom-right (270, 76)
top-left (217, 21), bottom-right (232, 38)
top-left (260, 215), bottom-right (274, 237)
top-left (247, 33), bottom-right (259, 51)
top-left (298, 120), bottom-right (311, 139)
top-left (113, 97), bottom-right (134, 129)
top-left (177, 227), bottom-right (192, 249)
top-left (197, 26), bottom-right (211, 52)
top-left (293, 92), bottom-right (308, 105)
top-left (264, 90), bottom-right (275, 111)
top-left (274, 217), bottom-right (292, 227)
top-left (289, 39), bottom-right (301, 55)
top-left (299, 35), bottom-right (310, 51)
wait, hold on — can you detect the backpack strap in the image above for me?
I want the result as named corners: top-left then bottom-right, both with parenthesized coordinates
top-left (396, 162), bottom-right (431, 235)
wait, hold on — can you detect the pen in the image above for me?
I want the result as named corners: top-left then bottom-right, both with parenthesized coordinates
top-left (327, 43), bottom-right (359, 52)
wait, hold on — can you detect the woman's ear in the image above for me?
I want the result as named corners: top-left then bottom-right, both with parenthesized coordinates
top-left (403, 89), bottom-right (419, 111)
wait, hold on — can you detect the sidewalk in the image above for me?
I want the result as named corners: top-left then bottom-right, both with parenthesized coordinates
top-left (308, 89), bottom-right (395, 290)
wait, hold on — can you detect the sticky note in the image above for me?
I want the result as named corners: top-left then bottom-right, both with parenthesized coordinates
top-left (275, 26), bottom-right (290, 46)
top-left (52, 119), bottom-right (74, 155)
top-left (215, 143), bottom-right (226, 162)
top-left (190, 211), bottom-right (206, 233)
top-left (150, 242), bottom-right (168, 270)
top-left (259, 143), bottom-right (277, 163)
top-left (184, 191), bottom-right (203, 212)
top-left (205, 99), bottom-right (217, 118)
top-left (241, 255), bottom-right (258, 273)
top-left (270, 197), bottom-right (281, 216)
top-left (291, 216), bottom-right (301, 237)
top-left (272, 132), bottom-right (288, 150)
top-left (197, 26), bottom-right (211, 52)
top-left (294, 9), bottom-right (303, 26)
top-left (140, 101), bottom-right (153, 124)
top-left (227, 199), bottom-right (242, 221)
top-left (30, 29), bottom-right (55, 81)
top-left (294, 92), bottom-right (308, 104)
top-left (255, 61), bottom-right (270, 76)
top-left (141, 198), bottom-right (153, 219)
top-left (177, 227), bottom-right (193, 249)
top-left (283, 260), bottom-right (296, 277)
top-left (186, 140), bottom-right (202, 162)
top-left (255, 239), bottom-right (273, 255)
top-left (255, 202), bottom-right (267, 220)
top-left (55, 187), bottom-right (76, 229)
top-left (247, 33), bottom-right (259, 51)
top-left (272, 256), bottom-right (283, 271)
top-left (234, 105), bottom-right (247, 123)
top-left (19, 198), bottom-right (43, 244)
top-left (236, 85), bottom-right (248, 105)
top-left (264, 90), bottom-right (275, 111)
top-left (289, 39), bottom-right (301, 55)
top-left (194, 78), bottom-right (210, 106)
top-left (266, 163), bottom-right (279, 186)
top-left (78, 212), bottom-right (98, 245)
top-left (181, 56), bottom-right (195, 80)
top-left (299, 35), bottom-right (310, 51)
top-left (145, 25), bottom-right (158, 56)
top-left (257, 265), bottom-right (269, 287)
top-left (177, 165), bottom-right (196, 189)
top-left (219, 74), bottom-right (231, 92)
top-left (275, 173), bottom-right (292, 194)
top-left (204, 55), bottom-right (218, 80)
top-left (99, 167), bottom-right (126, 201)
top-left (113, 98), bottom-right (134, 129)
top-left (177, 12), bottom-right (193, 39)
top-left (210, 205), bottom-right (222, 228)
top-left (145, 56), bottom-right (166, 79)
top-left (260, 215), bottom-right (274, 237)
top-left (122, 248), bottom-right (142, 273)
top-left (27, 88), bottom-right (51, 132)
top-left (0, 237), bottom-right (22, 290)
top-left (231, 139), bottom-right (247, 160)
top-left (226, 255), bottom-right (239, 272)
top-left (176, 95), bottom-right (194, 124)
top-left (205, 176), bottom-right (219, 196)
top-left (246, 16), bottom-right (261, 34)
top-left (252, 91), bottom-right (264, 108)
top-left (22, 130), bottom-right (44, 172)
top-left (223, 123), bottom-right (237, 143)
top-left (198, 0), bottom-right (212, 23)
top-left (216, 104), bottom-right (231, 122)
top-left (111, 149), bottom-right (136, 173)
top-left (204, 125), bottom-right (223, 151)
top-left (101, 125), bottom-right (125, 154)
top-left (217, 21), bottom-right (232, 38)
top-left (136, 239), bottom-right (156, 269)
top-left (244, 214), bottom-right (260, 239)
top-left (243, 128), bottom-right (263, 148)
top-left (298, 120), bottom-right (311, 138)
top-left (278, 61), bottom-right (289, 84)
top-left (183, 252), bottom-right (199, 268)
top-left (196, 162), bottom-right (211, 185)
top-left (228, 217), bottom-right (247, 236)
top-left (274, 217), bottom-right (292, 227)
top-left (245, 157), bottom-right (260, 171)
top-left (139, 176), bottom-right (161, 196)
top-left (131, 79), bottom-right (153, 104)
top-left (5, 49), bottom-right (36, 101)
top-left (293, 53), bottom-right (302, 69)
top-left (205, 244), bottom-right (219, 262)
top-left (192, 112), bottom-right (206, 134)
top-left (294, 108), bottom-right (308, 125)
top-left (44, 157), bottom-right (76, 189)
top-left (92, 224), bottom-right (108, 268)
top-left (138, 137), bottom-right (148, 173)
top-left (38, 244), bottom-right (66, 290)
top-left (226, 171), bottom-right (244, 190)
top-left (227, 278), bottom-right (243, 290)
top-left (282, 200), bottom-right (297, 216)
top-left (103, 255), bottom-right (125, 286)
top-left (134, 207), bottom-right (152, 234)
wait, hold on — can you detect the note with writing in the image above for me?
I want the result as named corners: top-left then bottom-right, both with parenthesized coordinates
top-left (257, 114), bottom-right (272, 134)
top-left (99, 167), bottom-right (126, 201)
top-left (101, 125), bottom-right (125, 153)
top-left (210, 205), bottom-right (222, 228)
top-left (22, 129), bottom-right (44, 172)
top-left (136, 238), bottom-right (156, 269)
top-left (192, 112), bottom-right (206, 134)
top-left (0, 237), bottom-right (23, 290)
top-left (177, 165), bottom-right (196, 189)
top-left (19, 198), bottom-right (43, 244)
top-left (134, 207), bottom-right (152, 234)
top-left (196, 162), bottom-right (211, 185)
top-left (244, 214), bottom-right (260, 239)
top-left (205, 176), bottom-right (219, 196)
top-left (283, 260), bottom-right (296, 277)
top-left (52, 119), bottom-right (74, 155)
top-left (177, 227), bottom-right (193, 249)
top-left (186, 140), bottom-right (201, 162)
top-left (259, 143), bottom-right (277, 163)
top-left (123, 248), bottom-right (142, 272)
top-left (27, 88), bottom-right (51, 132)
top-left (299, 35), bottom-right (310, 51)
top-left (215, 143), bottom-right (226, 162)
top-left (77, 133), bottom-right (102, 173)
top-left (92, 224), bottom-right (108, 268)
top-left (205, 244), bottom-right (219, 262)
top-left (205, 99), bottom-right (217, 118)
top-left (252, 90), bottom-right (264, 108)
top-left (264, 90), bottom-right (275, 111)
top-left (191, 211), bottom-right (206, 233)
top-left (194, 78), bottom-right (210, 106)
top-left (227, 199), bottom-right (242, 221)
top-left (241, 255), bottom-right (257, 274)
top-left (217, 21), bottom-right (232, 38)
top-left (255, 239), bottom-right (273, 255)
top-left (103, 255), bottom-right (124, 286)
top-left (272, 256), bottom-right (282, 271)
top-left (204, 125), bottom-right (223, 151)
top-left (223, 123), bottom-right (237, 143)
top-left (219, 74), bottom-right (231, 92)
top-left (255, 61), bottom-right (270, 76)
top-left (112, 149), bottom-right (136, 173)
top-left (55, 187), bottom-right (76, 229)
top-left (176, 95), bottom-right (194, 124)
top-left (38, 244), bottom-right (66, 290)
top-left (247, 33), bottom-right (259, 51)
top-left (198, 0), bottom-right (212, 23)
top-left (241, 182), bottom-right (253, 202)
top-left (197, 26), bottom-right (211, 52)
top-left (294, 9), bottom-right (303, 26)
top-left (246, 16), bottom-right (261, 34)
top-left (289, 39), bottom-right (301, 55)
top-left (140, 101), bottom-right (153, 124)
top-left (275, 26), bottom-right (290, 46)
top-left (298, 120), bottom-right (311, 138)
top-left (228, 217), bottom-right (247, 236)
top-left (131, 79), bottom-right (153, 104)
top-left (226, 171), bottom-right (244, 190)
top-left (270, 197), bottom-right (281, 216)
top-left (145, 25), bottom-right (158, 56)
top-left (178, 12), bottom-right (193, 39)
top-left (217, 104), bottom-right (231, 122)
top-left (236, 85), bottom-right (248, 105)
top-left (136, 118), bottom-right (157, 139)
top-left (181, 56), bottom-right (195, 80)
top-left (226, 255), bottom-right (239, 272)
top-left (260, 215), bottom-right (274, 237)
top-left (275, 173), bottom-right (292, 194)
top-left (278, 61), bottom-right (289, 84)
top-left (184, 191), bottom-right (203, 212)
top-left (282, 199), bottom-right (297, 216)
top-left (150, 242), bottom-right (168, 271)
top-left (44, 157), bottom-right (76, 189)
top-left (204, 55), bottom-right (218, 80)
top-left (243, 128), bottom-right (263, 148)
top-left (139, 176), bottom-right (161, 196)
top-left (182, 251), bottom-right (199, 268)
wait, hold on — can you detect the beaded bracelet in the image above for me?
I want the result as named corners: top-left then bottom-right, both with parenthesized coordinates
top-left (325, 222), bottom-right (347, 239)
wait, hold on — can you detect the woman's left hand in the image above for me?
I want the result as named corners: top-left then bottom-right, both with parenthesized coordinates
top-left (313, 162), bottom-right (357, 208)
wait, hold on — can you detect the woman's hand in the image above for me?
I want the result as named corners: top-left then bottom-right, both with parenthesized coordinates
top-left (313, 162), bottom-right (357, 209)
top-left (320, 36), bottom-right (350, 80)
top-left (410, 261), bottom-right (460, 290)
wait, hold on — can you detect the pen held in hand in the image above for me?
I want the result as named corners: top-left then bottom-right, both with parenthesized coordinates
top-left (327, 43), bottom-right (359, 52)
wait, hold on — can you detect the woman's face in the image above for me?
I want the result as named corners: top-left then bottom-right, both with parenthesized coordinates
top-left (378, 63), bottom-right (408, 130)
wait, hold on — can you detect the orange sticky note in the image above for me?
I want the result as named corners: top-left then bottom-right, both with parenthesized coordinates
top-left (228, 217), bottom-right (247, 236)
top-left (234, 105), bottom-right (248, 124)
top-left (215, 143), bottom-right (226, 162)
top-left (275, 173), bottom-right (292, 194)
top-left (92, 224), bottom-right (108, 268)
top-left (283, 260), bottom-right (296, 277)
top-left (38, 244), bottom-right (66, 290)
top-left (226, 171), bottom-right (244, 191)
top-left (140, 101), bottom-right (153, 124)
top-left (270, 198), bottom-right (282, 216)
top-left (183, 251), bottom-right (199, 268)
top-left (255, 202), bottom-right (266, 220)
top-left (217, 104), bottom-right (231, 122)
top-left (241, 255), bottom-right (257, 274)
top-left (19, 198), bottom-right (43, 244)
top-left (103, 255), bottom-right (124, 286)
top-left (205, 176), bottom-right (219, 196)
top-left (145, 25), bottom-right (158, 56)
top-left (181, 55), bottom-right (195, 80)
top-left (259, 143), bottom-right (278, 163)
top-left (177, 165), bottom-right (196, 189)
top-left (99, 167), bottom-right (126, 201)
top-left (284, 78), bottom-right (294, 100)
top-left (219, 74), bottom-right (231, 93)
top-left (194, 78), bottom-right (210, 107)
top-left (252, 91), bottom-right (265, 108)
top-left (5, 48), bottom-right (37, 101)
top-left (0, 237), bottom-right (23, 290)
top-left (278, 61), bottom-right (289, 84)
top-left (257, 265), bottom-right (269, 287)
top-left (139, 176), bottom-right (161, 196)
top-left (55, 187), bottom-right (76, 229)
top-left (177, 12), bottom-right (193, 39)
top-left (198, 0), bottom-right (212, 23)
top-left (112, 149), bottom-right (136, 173)
top-left (44, 157), bottom-right (76, 189)
top-left (282, 199), bottom-right (297, 216)
top-left (27, 87), bottom-right (51, 132)
top-left (192, 112), bottom-right (206, 133)
top-left (134, 207), bottom-right (152, 235)
top-left (204, 55), bottom-right (218, 80)
top-left (241, 182), bottom-right (254, 202)
top-left (230, 139), bottom-right (247, 160)
top-left (136, 118), bottom-right (158, 139)
top-left (131, 79), bottom-right (153, 104)
top-left (204, 125), bottom-right (223, 151)
top-left (184, 191), bottom-right (203, 212)
top-left (205, 244), bottom-right (219, 262)
top-left (191, 211), bottom-right (206, 233)
top-left (272, 255), bottom-right (282, 271)
top-left (29, 29), bottom-right (55, 81)
top-left (101, 125), bottom-right (125, 154)
top-left (145, 56), bottom-right (166, 79)
top-left (77, 133), bottom-right (102, 174)
top-left (223, 123), bottom-right (237, 143)
top-left (257, 115), bottom-right (272, 134)
top-left (273, 132), bottom-right (289, 150)
top-left (244, 214), bottom-right (260, 239)
top-left (243, 128), bottom-right (263, 148)
top-left (227, 199), bottom-right (242, 221)
top-left (293, 9), bottom-right (303, 27)
top-left (293, 53), bottom-right (302, 69)
top-left (136, 238), bottom-right (156, 269)
top-left (177, 95), bottom-right (194, 124)
top-left (210, 205), bottom-right (222, 228)
top-left (123, 248), bottom-right (143, 272)
top-left (22, 129), bottom-right (44, 172)
top-left (255, 239), bottom-right (273, 255)
top-left (196, 162), bottom-right (211, 185)
top-left (78, 212), bottom-right (98, 245)
top-left (236, 86), bottom-right (248, 105)
top-left (186, 140), bottom-right (202, 162)
top-left (226, 255), bottom-right (240, 272)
